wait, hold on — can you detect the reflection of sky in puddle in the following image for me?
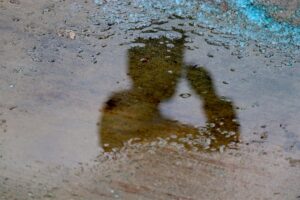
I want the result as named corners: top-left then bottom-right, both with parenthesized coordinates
top-left (159, 77), bottom-right (206, 127)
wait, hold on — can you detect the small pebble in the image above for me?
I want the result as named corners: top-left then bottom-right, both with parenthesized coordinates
top-left (179, 93), bottom-right (191, 98)
top-left (207, 53), bottom-right (214, 58)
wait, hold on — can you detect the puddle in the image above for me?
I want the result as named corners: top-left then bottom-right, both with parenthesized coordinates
top-left (99, 36), bottom-right (239, 152)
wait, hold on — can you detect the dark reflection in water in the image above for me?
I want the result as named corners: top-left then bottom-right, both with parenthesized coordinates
top-left (99, 36), bottom-right (240, 152)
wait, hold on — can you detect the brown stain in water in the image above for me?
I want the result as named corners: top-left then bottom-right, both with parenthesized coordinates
top-left (99, 36), bottom-right (240, 152)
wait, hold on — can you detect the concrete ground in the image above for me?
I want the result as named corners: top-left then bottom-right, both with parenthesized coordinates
top-left (0, 0), bottom-right (299, 199)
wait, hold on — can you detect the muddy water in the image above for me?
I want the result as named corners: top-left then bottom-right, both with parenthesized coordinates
top-left (99, 36), bottom-right (239, 152)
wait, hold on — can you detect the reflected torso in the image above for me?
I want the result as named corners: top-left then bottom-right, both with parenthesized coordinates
top-left (99, 36), bottom-right (239, 152)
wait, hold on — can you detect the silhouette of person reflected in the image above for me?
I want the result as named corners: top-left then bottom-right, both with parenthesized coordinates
top-left (99, 36), bottom-right (239, 152)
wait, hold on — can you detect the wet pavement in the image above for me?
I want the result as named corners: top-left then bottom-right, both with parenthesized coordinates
top-left (0, 0), bottom-right (300, 199)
